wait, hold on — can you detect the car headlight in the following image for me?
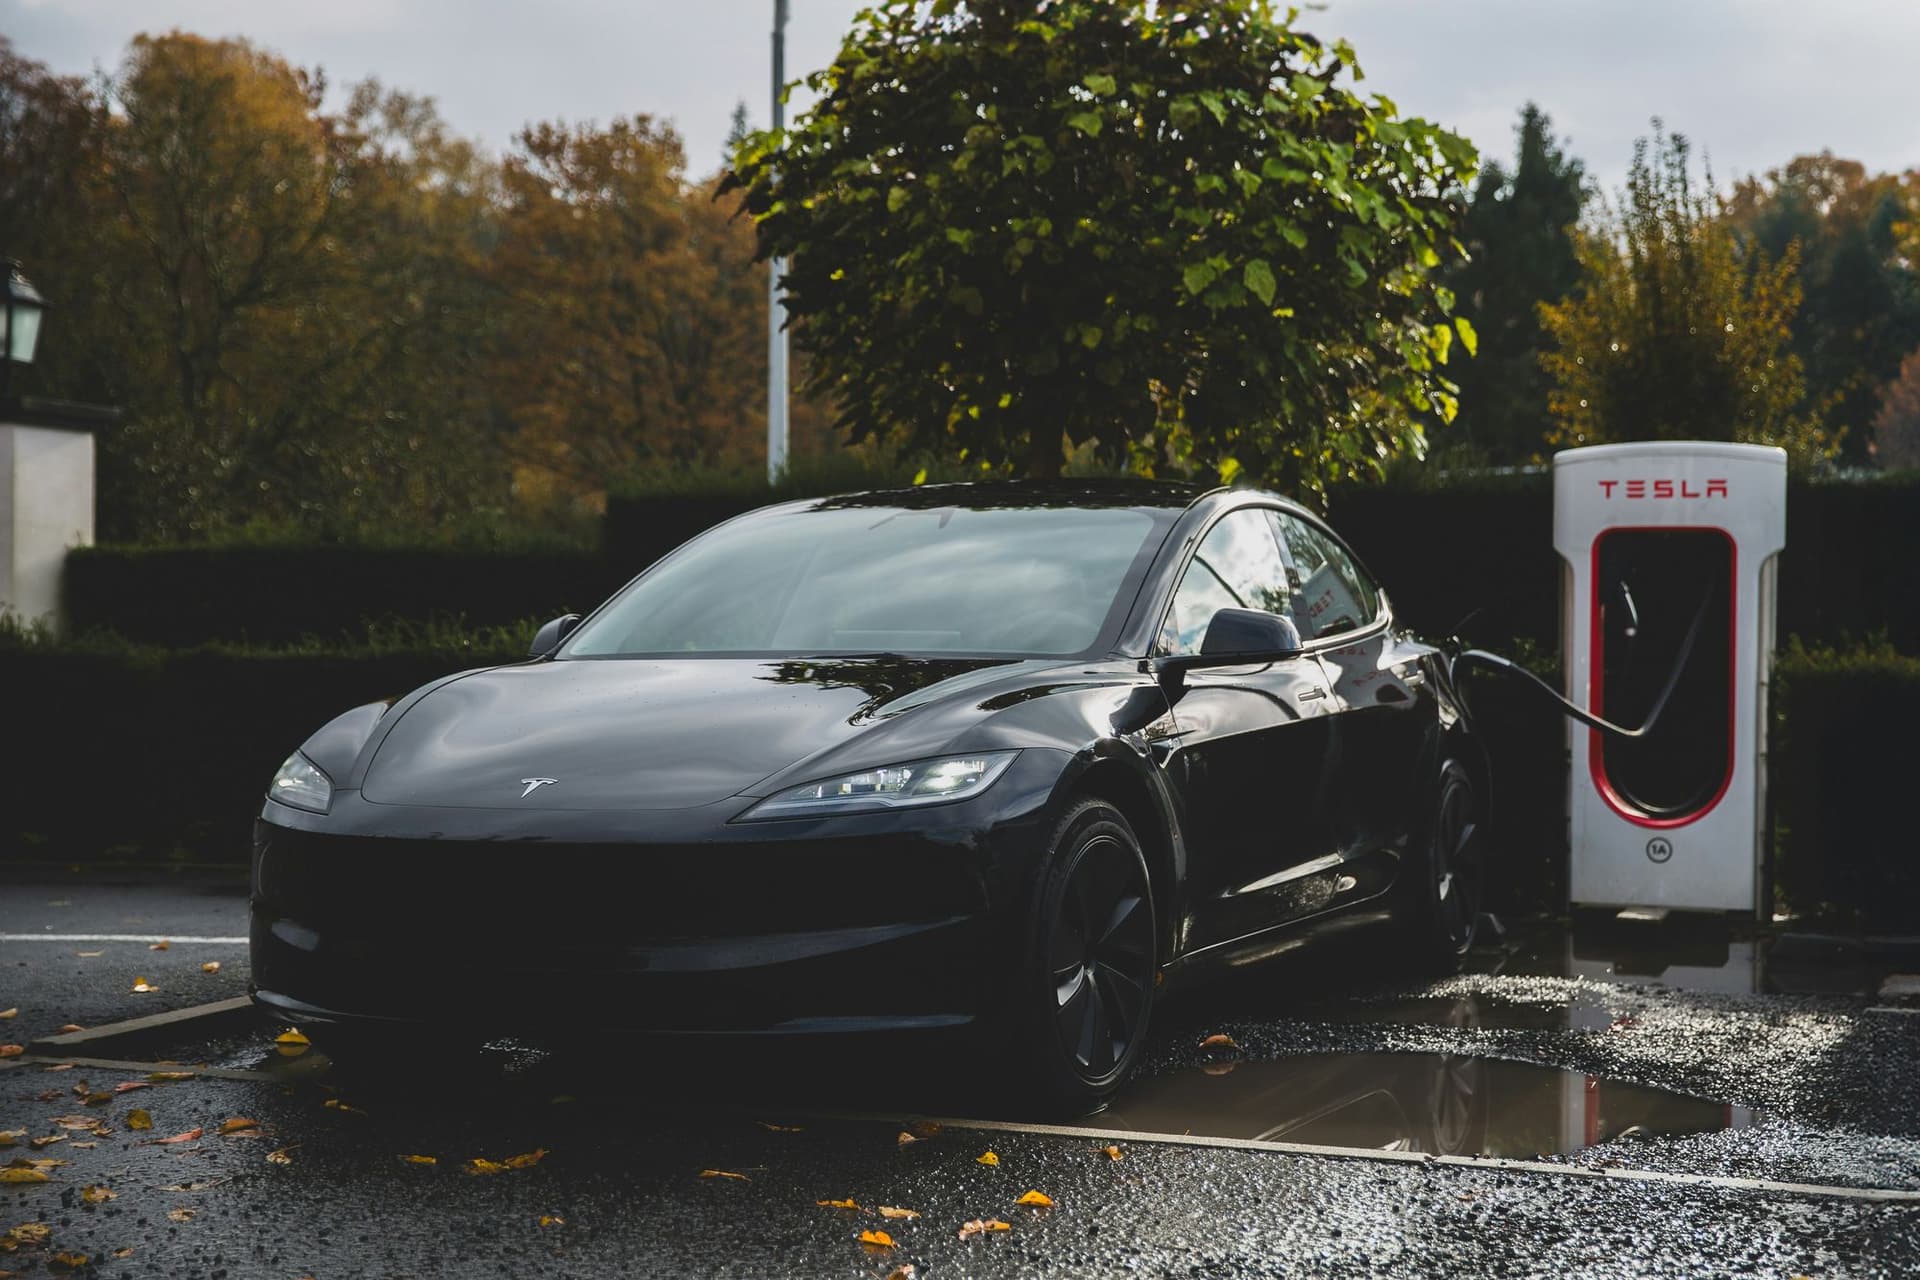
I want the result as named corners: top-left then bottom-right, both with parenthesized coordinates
top-left (269, 752), bottom-right (332, 813)
top-left (739, 751), bottom-right (1019, 820)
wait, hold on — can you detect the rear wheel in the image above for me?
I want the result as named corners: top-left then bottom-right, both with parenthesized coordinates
top-left (1015, 799), bottom-right (1158, 1115)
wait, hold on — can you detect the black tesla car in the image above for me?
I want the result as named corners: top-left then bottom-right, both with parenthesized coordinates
top-left (252, 481), bottom-right (1488, 1111)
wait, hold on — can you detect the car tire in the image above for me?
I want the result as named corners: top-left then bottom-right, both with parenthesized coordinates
top-left (1402, 757), bottom-right (1484, 962)
top-left (1014, 798), bottom-right (1158, 1116)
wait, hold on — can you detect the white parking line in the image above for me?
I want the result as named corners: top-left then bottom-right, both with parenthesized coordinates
top-left (0, 933), bottom-right (248, 944)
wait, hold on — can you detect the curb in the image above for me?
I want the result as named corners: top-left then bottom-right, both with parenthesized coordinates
top-left (26, 996), bottom-right (258, 1056)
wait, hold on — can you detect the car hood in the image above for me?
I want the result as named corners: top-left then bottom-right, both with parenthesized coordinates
top-left (358, 654), bottom-right (1048, 811)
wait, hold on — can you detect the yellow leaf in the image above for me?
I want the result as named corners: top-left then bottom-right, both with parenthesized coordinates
top-left (47, 1253), bottom-right (89, 1272)
top-left (147, 1071), bottom-right (195, 1082)
top-left (52, 1115), bottom-right (96, 1130)
top-left (167, 1208), bottom-right (195, 1223)
top-left (957, 1218), bottom-right (1012, 1240)
top-left (81, 1185), bottom-right (115, 1204)
top-left (130, 978), bottom-right (156, 994)
top-left (886, 1268), bottom-right (918, 1280)
top-left (127, 1110), bottom-right (152, 1131)
top-left (538, 1214), bottom-right (565, 1228)
top-left (858, 1229), bottom-right (895, 1250)
top-left (400, 1154), bottom-right (437, 1166)
top-left (816, 1198), bottom-right (859, 1210)
top-left (896, 1130), bottom-right (918, 1145)
top-left (975, 1151), bottom-right (999, 1166)
top-left (217, 1118), bottom-right (259, 1135)
top-left (697, 1169), bottom-right (750, 1181)
top-left (877, 1206), bottom-right (920, 1220)
top-left (0, 1009), bottom-right (13, 1019)
top-left (1199, 1032), bottom-right (1239, 1052)
top-left (74, 951), bottom-right (102, 958)
top-left (54, 1025), bottom-right (83, 1035)
top-left (1015, 1190), bottom-right (1053, 1207)
top-left (0, 1131), bottom-right (20, 1146)
top-left (201, 961), bottom-right (221, 974)
top-left (28, 1137), bottom-right (64, 1150)
top-left (465, 1158), bottom-right (508, 1176)
top-left (1100, 1144), bottom-right (1124, 1161)
top-left (0, 1169), bottom-right (48, 1184)
top-left (5, 1223), bottom-right (50, 1245)
top-left (151, 1128), bottom-right (203, 1145)
top-left (0, 1047), bottom-right (21, 1060)
top-left (12, 1158), bottom-right (69, 1170)
top-left (757, 1121), bottom-right (802, 1132)
top-left (114, 1247), bottom-right (135, 1258)
top-left (502, 1149), bottom-right (547, 1169)
top-left (266, 1147), bottom-right (295, 1166)
top-left (149, 940), bottom-right (169, 951)
top-left (274, 1029), bottom-right (310, 1046)
top-left (274, 1029), bottom-right (310, 1058)
top-left (322, 1099), bottom-right (363, 1114)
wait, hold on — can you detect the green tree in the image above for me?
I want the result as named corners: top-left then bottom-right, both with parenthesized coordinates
top-left (1540, 126), bottom-right (1831, 464)
top-left (730, 0), bottom-right (1477, 500)
top-left (1442, 103), bottom-right (1585, 463)
top-left (1726, 153), bottom-right (1920, 466)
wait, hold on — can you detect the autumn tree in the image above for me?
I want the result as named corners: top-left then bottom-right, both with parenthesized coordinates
top-left (1540, 127), bottom-right (1831, 464)
top-left (1442, 104), bottom-right (1586, 463)
top-left (1726, 153), bottom-right (1920, 465)
top-left (731, 0), bottom-right (1478, 499)
top-left (1872, 347), bottom-right (1920, 471)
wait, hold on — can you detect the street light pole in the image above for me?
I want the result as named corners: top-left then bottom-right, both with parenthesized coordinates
top-left (767, 0), bottom-right (791, 484)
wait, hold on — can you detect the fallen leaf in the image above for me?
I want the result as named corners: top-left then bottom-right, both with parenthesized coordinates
top-left (8, 1158), bottom-right (68, 1169)
top-left (52, 1116), bottom-right (97, 1131)
top-left (274, 1030), bottom-right (310, 1059)
top-left (975, 1151), bottom-right (1000, 1166)
top-left (696, 1169), bottom-right (750, 1181)
top-left (465, 1159), bottom-right (508, 1176)
top-left (816, 1198), bottom-right (859, 1210)
top-left (0, 1169), bottom-right (48, 1184)
top-left (886, 1267), bottom-right (917, 1280)
top-left (503, 1149), bottom-right (547, 1169)
top-left (538, 1215), bottom-right (565, 1228)
top-left (113, 1081), bottom-right (150, 1094)
top-left (0, 1009), bottom-right (13, 1019)
top-left (130, 978), bottom-right (156, 993)
top-left (158, 1179), bottom-right (226, 1192)
top-left (74, 951), bottom-right (102, 958)
top-left (896, 1130), bottom-right (918, 1145)
top-left (33, 1091), bottom-right (61, 1102)
top-left (321, 1099), bottom-right (363, 1115)
top-left (149, 940), bottom-right (169, 951)
top-left (201, 961), bottom-right (221, 975)
top-left (757, 1121), bottom-right (802, 1132)
top-left (81, 1185), bottom-right (115, 1205)
top-left (0, 1047), bottom-right (20, 1060)
top-left (1199, 1032), bottom-right (1240, 1053)
top-left (55, 1026), bottom-right (83, 1035)
top-left (3, 1222), bottom-right (50, 1246)
top-left (1015, 1189), bottom-right (1053, 1207)
top-left (114, 1247), bottom-right (135, 1258)
top-left (39, 1064), bottom-right (73, 1072)
top-left (911, 1121), bottom-right (944, 1139)
top-left (0, 1132), bottom-right (20, 1146)
top-left (68, 1142), bottom-right (97, 1150)
top-left (46, 1253), bottom-right (89, 1272)
top-left (266, 1147), bottom-right (295, 1166)
top-left (958, 1218), bottom-right (1012, 1240)
top-left (877, 1206), bottom-right (920, 1220)
top-left (1099, 1144), bottom-right (1124, 1161)
top-left (150, 1128), bottom-right (202, 1145)
top-left (167, 1208), bottom-right (194, 1223)
top-left (217, 1117), bottom-right (259, 1136)
top-left (28, 1137), bottom-right (64, 1150)
top-left (400, 1155), bottom-right (437, 1166)
top-left (858, 1229), bottom-right (895, 1251)
top-left (127, 1110), bottom-right (152, 1132)
top-left (147, 1071), bottom-right (194, 1083)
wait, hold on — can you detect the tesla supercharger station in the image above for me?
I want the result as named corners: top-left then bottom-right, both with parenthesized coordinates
top-left (1555, 442), bottom-right (1787, 917)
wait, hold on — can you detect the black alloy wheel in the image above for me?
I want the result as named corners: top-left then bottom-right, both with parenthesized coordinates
top-left (1419, 758), bottom-right (1483, 958)
top-left (1020, 799), bottom-right (1158, 1114)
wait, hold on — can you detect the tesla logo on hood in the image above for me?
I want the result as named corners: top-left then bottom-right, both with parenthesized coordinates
top-left (518, 777), bottom-right (558, 798)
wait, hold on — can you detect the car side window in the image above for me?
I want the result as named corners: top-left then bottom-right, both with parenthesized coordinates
top-left (1271, 512), bottom-right (1381, 641)
top-left (1157, 510), bottom-right (1296, 655)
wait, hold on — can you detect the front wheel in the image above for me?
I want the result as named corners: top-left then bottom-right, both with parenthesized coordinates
top-left (1014, 799), bottom-right (1158, 1115)
top-left (1403, 758), bottom-right (1484, 961)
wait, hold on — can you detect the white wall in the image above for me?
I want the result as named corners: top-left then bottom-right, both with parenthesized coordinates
top-left (0, 422), bottom-right (95, 627)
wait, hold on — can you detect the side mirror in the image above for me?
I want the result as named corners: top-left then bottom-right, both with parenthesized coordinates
top-left (1154, 608), bottom-right (1303, 694)
top-left (529, 613), bottom-right (582, 658)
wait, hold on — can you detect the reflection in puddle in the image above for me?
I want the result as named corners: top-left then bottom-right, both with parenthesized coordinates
top-left (1103, 1053), bottom-right (1752, 1159)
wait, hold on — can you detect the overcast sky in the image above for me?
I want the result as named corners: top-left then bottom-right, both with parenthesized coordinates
top-left (6, 0), bottom-right (1918, 194)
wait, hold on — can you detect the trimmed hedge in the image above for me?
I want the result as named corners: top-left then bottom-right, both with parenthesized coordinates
top-left (0, 625), bottom-right (527, 862)
top-left (1770, 640), bottom-right (1920, 929)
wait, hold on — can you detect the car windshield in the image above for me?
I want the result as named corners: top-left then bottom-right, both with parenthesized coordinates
top-left (563, 501), bottom-right (1168, 658)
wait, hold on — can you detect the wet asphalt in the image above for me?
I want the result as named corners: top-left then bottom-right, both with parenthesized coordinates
top-left (3, 873), bottom-right (1919, 1278)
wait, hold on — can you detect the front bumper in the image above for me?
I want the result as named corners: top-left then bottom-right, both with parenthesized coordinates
top-left (249, 795), bottom-right (1047, 1036)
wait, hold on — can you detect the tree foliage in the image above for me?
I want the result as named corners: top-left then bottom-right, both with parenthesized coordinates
top-left (730, 0), bottom-right (1478, 499)
top-left (1726, 153), bottom-right (1920, 466)
top-left (1442, 104), bottom-right (1585, 463)
top-left (1540, 127), bottom-right (1831, 465)
top-left (1871, 347), bottom-right (1920, 471)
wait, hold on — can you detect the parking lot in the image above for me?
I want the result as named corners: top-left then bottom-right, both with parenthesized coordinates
top-left (4, 872), bottom-right (1918, 1278)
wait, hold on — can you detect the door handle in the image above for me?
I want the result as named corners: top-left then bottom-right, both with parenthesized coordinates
top-left (1298, 686), bottom-right (1327, 702)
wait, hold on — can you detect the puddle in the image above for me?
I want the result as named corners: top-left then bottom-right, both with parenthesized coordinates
top-left (1101, 1052), bottom-right (1752, 1159)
